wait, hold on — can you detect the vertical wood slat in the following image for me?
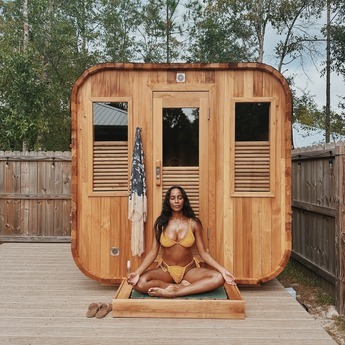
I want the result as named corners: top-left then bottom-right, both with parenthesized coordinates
top-left (0, 151), bottom-right (71, 241)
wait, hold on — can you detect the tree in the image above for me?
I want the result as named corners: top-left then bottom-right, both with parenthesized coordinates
top-left (135, 0), bottom-right (185, 62)
top-left (186, 0), bottom-right (325, 67)
top-left (271, 0), bottom-right (324, 73)
top-left (0, 0), bottom-right (49, 150)
top-left (0, 0), bottom-right (103, 151)
top-left (185, 0), bottom-right (253, 62)
top-left (329, 0), bottom-right (345, 121)
top-left (293, 91), bottom-right (322, 126)
top-left (233, 0), bottom-right (274, 63)
top-left (100, 0), bottom-right (141, 62)
top-left (0, 52), bottom-right (49, 150)
top-left (0, 0), bottom-right (342, 150)
top-left (293, 89), bottom-right (344, 139)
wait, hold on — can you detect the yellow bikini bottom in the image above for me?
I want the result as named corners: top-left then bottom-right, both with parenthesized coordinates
top-left (157, 257), bottom-right (200, 284)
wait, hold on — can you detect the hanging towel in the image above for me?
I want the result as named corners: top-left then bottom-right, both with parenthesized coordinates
top-left (128, 127), bottom-right (147, 257)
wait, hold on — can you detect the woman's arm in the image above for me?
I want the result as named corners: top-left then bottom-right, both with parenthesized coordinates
top-left (193, 220), bottom-right (236, 285)
top-left (127, 234), bottom-right (160, 285)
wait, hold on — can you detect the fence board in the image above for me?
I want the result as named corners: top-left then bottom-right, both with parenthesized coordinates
top-left (0, 151), bottom-right (71, 242)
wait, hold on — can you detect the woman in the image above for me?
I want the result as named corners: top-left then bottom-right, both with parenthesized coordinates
top-left (127, 185), bottom-right (236, 298)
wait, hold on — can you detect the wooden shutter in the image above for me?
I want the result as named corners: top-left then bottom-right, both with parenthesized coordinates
top-left (93, 141), bottom-right (128, 192)
top-left (234, 141), bottom-right (270, 192)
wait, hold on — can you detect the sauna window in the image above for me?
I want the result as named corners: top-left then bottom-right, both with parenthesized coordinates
top-left (235, 102), bottom-right (269, 141)
top-left (234, 102), bottom-right (271, 193)
top-left (92, 102), bottom-right (128, 192)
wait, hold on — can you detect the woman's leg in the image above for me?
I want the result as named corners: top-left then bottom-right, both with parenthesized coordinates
top-left (133, 268), bottom-right (174, 294)
top-left (148, 267), bottom-right (224, 297)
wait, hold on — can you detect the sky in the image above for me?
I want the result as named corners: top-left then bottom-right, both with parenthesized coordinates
top-left (278, 58), bottom-right (344, 113)
top-left (293, 69), bottom-right (343, 112)
top-left (264, 13), bottom-right (344, 114)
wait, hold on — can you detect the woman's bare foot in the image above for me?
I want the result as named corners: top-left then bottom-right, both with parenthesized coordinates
top-left (148, 286), bottom-right (176, 297)
top-left (179, 279), bottom-right (191, 287)
top-left (148, 280), bottom-right (192, 297)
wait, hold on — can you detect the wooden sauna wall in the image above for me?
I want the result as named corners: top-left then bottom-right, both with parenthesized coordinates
top-left (72, 69), bottom-right (157, 283)
top-left (71, 64), bottom-right (291, 284)
top-left (214, 69), bottom-right (292, 284)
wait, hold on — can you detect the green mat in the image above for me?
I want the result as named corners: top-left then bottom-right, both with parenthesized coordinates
top-left (131, 286), bottom-right (228, 300)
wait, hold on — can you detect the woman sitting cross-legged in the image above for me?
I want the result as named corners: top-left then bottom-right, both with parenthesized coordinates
top-left (127, 185), bottom-right (236, 298)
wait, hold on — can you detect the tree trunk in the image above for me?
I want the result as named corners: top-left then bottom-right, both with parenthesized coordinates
top-left (23, 0), bottom-right (29, 152)
top-left (166, 2), bottom-right (170, 63)
top-left (23, 0), bottom-right (29, 51)
top-left (325, 0), bottom-right (331, 143)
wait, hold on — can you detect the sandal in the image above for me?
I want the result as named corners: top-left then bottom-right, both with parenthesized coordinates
top-left (86, 302), bottom-right (101, 318)
top-left (95, 302), bottom-right (112, 318)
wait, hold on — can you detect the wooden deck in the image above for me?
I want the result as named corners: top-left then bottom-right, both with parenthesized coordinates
top-left (0, 243), bottom-right (337, 345)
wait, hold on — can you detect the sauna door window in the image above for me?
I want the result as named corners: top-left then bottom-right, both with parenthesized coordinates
top-left (163, 108), bottom-right (199, 167)
top-left (92, 102), bottom-right (128, 192)
top-left (162, 107), bottom-right (199, 214)
top-left (233, 102), bottom-right (273, 194)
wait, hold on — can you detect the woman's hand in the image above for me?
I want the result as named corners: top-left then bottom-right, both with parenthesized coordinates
top-left (127, 272), bottom-right (140, 286)
top-left (221, 269), bottom-right (236, 286)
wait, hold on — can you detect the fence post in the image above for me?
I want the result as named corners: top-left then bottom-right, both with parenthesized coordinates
top-left (335, 143), bottom-right (345, 315)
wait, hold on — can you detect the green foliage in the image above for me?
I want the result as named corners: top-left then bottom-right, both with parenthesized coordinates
top-left (100, 0), bottom-right (141, 61)
top-left (0, 0), bottom-right (344, 150)
top-left (278, 260), bottom-right (318, 286)
top-left (316, 292), bottom-right (335, 306)
top-left (293, 89), bottom-right (345, 136)
top-left (135, 0), bottom-right (185, 62)
top-left (293, 92), bottom-right (321, 125)
top-left (0, 52), bottom-right (48, 150)
top-left (331, 25), bottom-right (345, 76)
top-left (329, 0), bottom-right (345, 80)
top-left (185, 0), bottom-right (252, 62)
top-left (278, 260), bottom-right (335, 307)
top-left (0, 0), bottom-right (102, 151)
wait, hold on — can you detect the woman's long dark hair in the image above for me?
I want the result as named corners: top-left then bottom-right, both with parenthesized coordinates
top-left (154, 185), bottom-right (200, 241)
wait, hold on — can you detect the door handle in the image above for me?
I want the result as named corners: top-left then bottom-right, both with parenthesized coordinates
top-left (155, 160), bottom-right (161, 186)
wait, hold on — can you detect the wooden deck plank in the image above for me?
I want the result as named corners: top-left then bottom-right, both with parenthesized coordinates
top-left (0, 243), bottom-right (337, 345)
top-left (0, 337), bottom-right (336, 345)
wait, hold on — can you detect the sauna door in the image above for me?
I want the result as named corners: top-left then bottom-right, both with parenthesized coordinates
top-left (152, 91), bottom-right (211, 247)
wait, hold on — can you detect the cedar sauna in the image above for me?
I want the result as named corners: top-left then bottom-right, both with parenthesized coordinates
top-left (71, 63), bottom-right (292, 318)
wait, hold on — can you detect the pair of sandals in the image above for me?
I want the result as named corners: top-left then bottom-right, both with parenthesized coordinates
top-left (86, 302), bottom-right (112, 318)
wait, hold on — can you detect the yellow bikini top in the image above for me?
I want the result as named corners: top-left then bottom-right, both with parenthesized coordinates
top-left (160, 219), bottom-right (195, 248)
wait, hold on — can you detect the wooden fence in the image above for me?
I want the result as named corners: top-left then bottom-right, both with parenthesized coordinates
top-left (0, 151), bottom-right (71, 242)
top-left (292, 141), bottom-right (345, 315)
top-left (1, 147), bottom-right (344, 314)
